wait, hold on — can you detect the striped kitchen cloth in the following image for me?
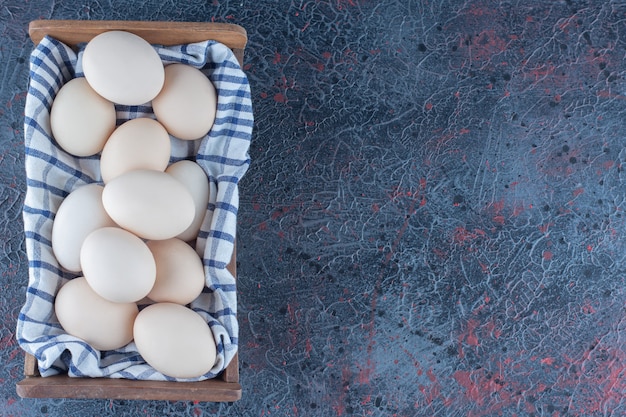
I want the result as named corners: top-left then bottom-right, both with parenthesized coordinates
top-left (16, 35), bottom-right (252, 381)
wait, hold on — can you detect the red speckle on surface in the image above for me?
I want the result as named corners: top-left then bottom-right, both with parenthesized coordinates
top-left (0, 332), bottom-right (16, 349)
top-left (467, 29), bottom-right (508, 62)
top-left (543, 250), bottom-right (553, 261)
top-left (453, 227), bottom-right (486, 245)
top-left (274, 92), bottom-right (287, 103)
top-left (286, 302), bottom-right (297, 324)
top-left (493, 215), bottom-right (505, 225)
top-left (463, 319), bottom-right (479, 346)
top-left (512, 203), bottom-right (525, 216)
top-left (538, 223), bottom-right (553, 234)
top-left (419, 372), bottom-right (444, 408)
top-left (573, 187), bottom-right (584, 197)
top-left (335, 0), bottom-right (357, 9)
top-left (602, 160), bottom-right (615, 171)
top-left (357, 358), bottom-right (374, 385)
top-left (452, 366), bottom-right (517, 417)
top-left (331, 367), bottom-right (352, 416)
top-left (581, 301), bottom-right (596, 314)
top-left (401, 345), bottom-right (423, 377)
top-left (490, 199), bottom-right (505, 213)
top-left (484, 319), bottom-right (502, 339)
top-left (426, 368), bottom-right (437, 383)
top-left (453, 370), bottom-right (483, 404)
top-left (7, 348), bottom-right (21, 361)
top-left (597, 90), bottom-right (626, 100)
top-left (424, 102), bottom-right (433, 111)
top-left (5, 91), bottom-right (26, 109)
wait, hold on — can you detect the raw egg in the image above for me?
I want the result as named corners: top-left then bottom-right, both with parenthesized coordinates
top-left (165, 160), bottom-right (211, 242)
top-left (152, 63), bottom-right (217, 140)
top-left (102, 169), bottom-right (195, 240)
top-left (51, 184), bottom-right (117, 272)
top-left (100, 118), bottom-right (171, 183)
top-left (134, 302), bottom-right (216, 378)
top-left (50, 77), bottom-right (116, 156)
top-left (82, 31), bottom-right (164, 105)
top-left (55, 277), bottom-right (138, 351)
top-left (146, 238), bottom-right (205, 305)
top-left (80, 227), bottom-right (156, 303)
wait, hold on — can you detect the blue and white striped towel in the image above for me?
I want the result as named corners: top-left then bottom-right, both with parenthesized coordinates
top-left (16, 35), bottom-right (252, 381)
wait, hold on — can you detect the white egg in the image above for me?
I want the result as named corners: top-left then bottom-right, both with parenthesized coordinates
top-left (100, 118), bottom-right (171, 183)
top-left (50, 77), bottom-right (116, 156)
top-left (55, 277), bottom-right (138, 351)
top-left (165, 160), bottom-right (211, 242)
top-left (152, 63), bottom-right (217, 140)
top-left (102, 170), bottom-right (195, 240)
top-left (146, 238), bottom-right (205, 305)
top-left (82, 31), bottom-right (164, 105)
top-left (80, 227), bottom-right (156, 303)
top-left (134, 302), bottom-right (216, 378)
top-left (51, 184), bottom-right (117, 272)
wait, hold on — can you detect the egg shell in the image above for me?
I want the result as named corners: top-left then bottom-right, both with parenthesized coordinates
top-left (55, 277), bottom-right (139, 351)
top-left (165, 160), bottom-right (211, 242)
top-left (133, 302), bottom-right (216, 379)
top-left (102, 170), bottom-right (195, 240)
top-left (152, 63), bottom-right (217, 140)
top-left (146, 238), bottom-right (205, 305)
top-left (80, 227), bottom-right (156, 303)
top-left (100, 118), bottom-right (171, 183)
top-left (51, 184), bottom-right (117, 272)
top-left (50, 77), bottom-right (116, 156)
top-left (82, 31), bottom-right (165, 105)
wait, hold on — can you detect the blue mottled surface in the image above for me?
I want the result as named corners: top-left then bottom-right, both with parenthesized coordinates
top-left (1, 1), bottom-right (625, 416)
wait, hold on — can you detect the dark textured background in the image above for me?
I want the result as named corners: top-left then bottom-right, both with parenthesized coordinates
top-left (1, 1), bottom-right (625, 416)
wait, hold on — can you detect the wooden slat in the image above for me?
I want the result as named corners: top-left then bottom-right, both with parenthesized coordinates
top-left (16, 375), bottom-right (241, 402)
top-left (28, 20), bottom-right (247, 66)
top-left (17, 20), bottom-right (244, 401)
top-left (28, 20), bottom-right (247, 48)
top-left (23, 352), bottom-right (39, 377)
top-left (222, 244), bottom-right (240, 383)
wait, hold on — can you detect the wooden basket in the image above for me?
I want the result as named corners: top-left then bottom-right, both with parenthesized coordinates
top-left (15, 20), bottom-right (246, 402)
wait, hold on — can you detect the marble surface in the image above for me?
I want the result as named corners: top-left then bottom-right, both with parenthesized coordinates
top-left (1, 1), bottom-right (625, 416)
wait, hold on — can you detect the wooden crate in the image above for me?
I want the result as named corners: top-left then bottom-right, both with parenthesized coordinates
top-left (15, 20), bottom-right (246, 402)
